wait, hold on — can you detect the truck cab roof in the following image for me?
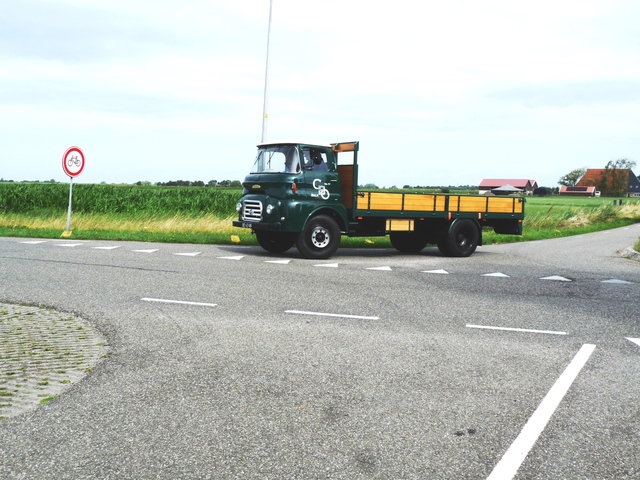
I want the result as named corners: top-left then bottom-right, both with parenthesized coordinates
top-left (257, 140), bottom-right (332, 148)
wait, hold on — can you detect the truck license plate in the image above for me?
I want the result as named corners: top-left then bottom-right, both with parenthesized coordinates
top-left (241, 222), bottom-right (253, 229)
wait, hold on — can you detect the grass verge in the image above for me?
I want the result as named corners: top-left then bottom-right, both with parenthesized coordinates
top-left (0, 198), bottom-right (638, 248)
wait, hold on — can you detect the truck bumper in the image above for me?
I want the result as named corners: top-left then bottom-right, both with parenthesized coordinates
top-left (232, 220), bottom-right (281, 231)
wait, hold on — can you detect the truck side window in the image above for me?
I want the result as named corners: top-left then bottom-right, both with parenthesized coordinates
top-left (302, 148), bottom-right (328, 171)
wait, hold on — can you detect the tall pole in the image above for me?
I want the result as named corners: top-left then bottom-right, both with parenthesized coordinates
top-left (261, 0), bottom-right (273, 143)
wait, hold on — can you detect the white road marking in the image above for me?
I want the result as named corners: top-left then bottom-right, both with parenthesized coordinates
top-left (367, 266), bottom-right (392, 271)
top-left (487, 344), bottom-right (596, 480)
top-left (56, 243), bottom-right (83, 247)
top-left (265, 259), bottom-right (290, 264)
top-left (466, 324), bottom-right (567, 336)
top-left (285, 310), bottom-right (380, 320)
top-left (483, 272), bottom-right (510, 277)
top-left (218, 255), bottom-right (244, 260)
top-left (19, 240), bottom-right (48, 244)
top-left (602, 278), bottom-right (633, 284)
top-left (132, 249), bottom-right (159, 253)
top-left (92, 246), bottom-right (121, 250)
top-left (422, 269), bottom-right (449, 274)
top-left (540, 275), bottom-right (572, 282)
top-left (174, 252), bottom-right (201, 257)
top-left (141, 298), bottom-right (217, 307)
top-left (626, 338), bottom-right (640, 348)
top-left (314, 263), bottom-right (339, 268)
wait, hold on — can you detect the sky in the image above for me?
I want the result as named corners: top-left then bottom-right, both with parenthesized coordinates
top-left (1, 0), bottom-right (639, 188)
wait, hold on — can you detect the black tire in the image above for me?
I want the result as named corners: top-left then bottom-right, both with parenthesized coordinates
top-left (439, 219), bottom-right (479, 257)
top-left (296, 215), bottom-right (341, 259)
top-left (389, 232), bottom-right (428, 253)
top-left (436, 239), bottom-right (451, 256)
top-left (255, 231), bottom-right (298, 254)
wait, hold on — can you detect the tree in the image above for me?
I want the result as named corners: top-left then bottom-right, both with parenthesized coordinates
top-left (558, 168), bottom-right (586, 187)
top-left (600, 159), bottom-right (636, 197)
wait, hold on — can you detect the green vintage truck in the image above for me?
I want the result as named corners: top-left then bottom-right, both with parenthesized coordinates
top-left (233, 141), bottom-right (524, 259)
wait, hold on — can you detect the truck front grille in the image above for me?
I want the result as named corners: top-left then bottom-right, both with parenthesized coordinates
top-left (241, 200), bottom-right (263, 222)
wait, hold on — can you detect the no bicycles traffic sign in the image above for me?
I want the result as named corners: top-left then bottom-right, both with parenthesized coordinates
top-left (61, 146), bottom-right (85, 235)
top-left (62, 146), bottom-right (85, 178)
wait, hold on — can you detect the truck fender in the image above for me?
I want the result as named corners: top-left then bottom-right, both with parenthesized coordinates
top-left (304, 206), bottom-right (349, 232)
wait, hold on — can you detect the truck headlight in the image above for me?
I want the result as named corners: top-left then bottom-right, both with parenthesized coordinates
top-left (265, 204), bottom-right (275, 215)
top-left (236, 202), bottom-right (242, 212)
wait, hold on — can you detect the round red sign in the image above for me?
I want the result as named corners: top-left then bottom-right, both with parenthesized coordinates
top-left (62, 147), bottom-right (85, 177)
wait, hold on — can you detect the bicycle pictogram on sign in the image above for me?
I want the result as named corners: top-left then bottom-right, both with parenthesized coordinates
top-left (62, 147), bottom-right (85, 178)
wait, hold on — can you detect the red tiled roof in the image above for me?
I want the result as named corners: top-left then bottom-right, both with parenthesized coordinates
top-left (479, 179), bottom-right (533, 189)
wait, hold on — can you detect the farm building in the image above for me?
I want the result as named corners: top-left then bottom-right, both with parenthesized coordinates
top-left (559, 186), bottom-right (598, 196)
top-left (575, 169), bottom-right (640, 197)
top-left (479, 179), bottom-right (537, 195)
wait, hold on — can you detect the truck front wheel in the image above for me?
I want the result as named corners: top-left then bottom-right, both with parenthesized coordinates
top-left (255, 231), bottom-right (298, 254)
top-left (296, 215), bottom-right (341, 259)
top-left (438, 219), bottom-right (479, 257)
top-left (389, 232), bottom-right (428, 253)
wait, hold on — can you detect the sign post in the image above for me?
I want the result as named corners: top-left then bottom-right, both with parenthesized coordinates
top-left (61, 146), bottom-right (85, 236)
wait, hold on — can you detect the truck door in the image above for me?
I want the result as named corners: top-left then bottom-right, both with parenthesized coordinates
top-left (301, 147), bottom-right (341, 205)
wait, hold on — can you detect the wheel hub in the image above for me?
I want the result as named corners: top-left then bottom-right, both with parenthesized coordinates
top-left (311, 228), bottom-right (329, 248)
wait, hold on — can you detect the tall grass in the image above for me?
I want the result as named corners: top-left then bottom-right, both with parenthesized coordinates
top-left (0, 183), bottom-right (241, 216)
top-left (483, 198), bottom-right (640, 244)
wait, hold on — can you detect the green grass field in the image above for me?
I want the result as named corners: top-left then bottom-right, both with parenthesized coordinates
top-left (0, 182), bottom-right (639, 250)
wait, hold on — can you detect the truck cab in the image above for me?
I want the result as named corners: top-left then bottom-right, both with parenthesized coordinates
top-left (233, 141), bottom-right (352, 258)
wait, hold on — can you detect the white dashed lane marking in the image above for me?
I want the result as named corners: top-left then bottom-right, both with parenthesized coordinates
top-left (13, 240), bottom-right (637, 285)
top-left (141, 298), bottom-right (217, 307)
top-left (285, 310), bottom-right (380, 320)
top-left (466, 324), bottom-right (568, 336)
top-left (627, 338), bottom-right (640, 348)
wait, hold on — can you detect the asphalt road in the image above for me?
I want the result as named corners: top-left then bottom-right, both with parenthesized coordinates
top-left (1, 225), bottom-right (639, 479)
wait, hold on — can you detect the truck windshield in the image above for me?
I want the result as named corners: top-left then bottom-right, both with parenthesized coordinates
top-left (252, 145), bottom-right (300, 174)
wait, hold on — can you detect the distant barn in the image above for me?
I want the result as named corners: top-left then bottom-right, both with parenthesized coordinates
top-left (559, 185), bottom-right (597, 196)
top-left (479, 179), bottom-right (537, 195)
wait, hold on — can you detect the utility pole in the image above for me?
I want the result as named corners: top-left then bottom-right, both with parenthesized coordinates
top-left (261, 0), bottom-right (273, 143)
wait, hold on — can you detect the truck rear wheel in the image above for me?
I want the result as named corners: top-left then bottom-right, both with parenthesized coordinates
top-left (296, 215), bottom-right (341, 259)
top-left (389, 232), bottom-right (428, 253)
top-left (255, 231), bottom-right (298, 254)
top-left (438, 219), bottom-right (479, 257)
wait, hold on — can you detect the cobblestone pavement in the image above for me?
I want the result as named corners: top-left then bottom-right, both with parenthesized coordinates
top-left (0, 303), bottom-right (109, 420)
